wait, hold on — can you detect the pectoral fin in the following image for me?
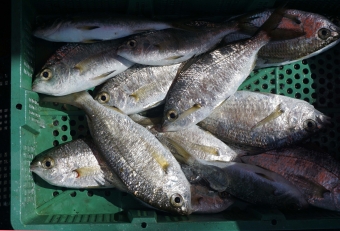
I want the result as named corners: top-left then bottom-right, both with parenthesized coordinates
top-left (251, 103), bottom-right (284, 129)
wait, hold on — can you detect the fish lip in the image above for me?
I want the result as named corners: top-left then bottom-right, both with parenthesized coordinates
top-left (29, 164), bottom-right (36, 172)
top-left (317, 114), bottom-right (332, 129)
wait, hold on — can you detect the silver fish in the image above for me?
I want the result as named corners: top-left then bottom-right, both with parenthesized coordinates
top-left (116, 21), bottom-right (240, 66)
top-left (34, 14), bottom-right (180, 43)
top-left (32, 39), bottom-right (134, 96)
top-left (173, 147), bottom-right (308, 210)
top-left (241, 146), bottom-right (340, 211)
top-left (30, 138), bottom-right (127, 191)
top-left (94, 64), bottom-right (180, 114)
top-left (198, 91), bottom-right (331, 154)
top-left (40, 91), bottom-right (192, 215)
top-left (224, 9), bottom-right (340, 68)
top-left (162, 8), bottom-right (286, 132)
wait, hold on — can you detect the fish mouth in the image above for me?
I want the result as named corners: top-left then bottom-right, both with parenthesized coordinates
top-left (29, 164), bottom-right (37, 172)
top-left (316, 114), bottom-right (332, 129)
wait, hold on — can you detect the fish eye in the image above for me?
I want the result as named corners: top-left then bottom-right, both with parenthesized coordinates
top-left (166, 109), bottom-right (178, 121)
top-left (96, 92), bottom-right (110, 104)
top-left (42, 157), bottom-right (54, 169)
top-left (318, 28), bottom-right (331, 40)
top-left (303, 119), bottom-right (317, 132)
top-left (40, 69), bottom-right (52, 80)
top-left (127, 39), bottom-right (137, 48)
top-left (170, 193), bottom-right (184, 207)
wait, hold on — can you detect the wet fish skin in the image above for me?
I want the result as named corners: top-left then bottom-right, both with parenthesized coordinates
top-left (147, 124), bottom-right (241, 162)
top-left (191, 184), bottom-right (235, 213)
top-left (224, 9), bottom-right (340, 68)
top-left (40, 91), bottom-right (192, 215)
top-left (34, 14), bottom-right (177, 43)
top-left (116, 21), bottom-right (240, 66)
top-left (198, 91), bottom-right (331, 154)
top-left (94, 63), bottom-right (180, 114)
top-left (32, 39), bottom-right (134, 96)
top-left (30, 138), bottom-right (127, 191)
top-left (241, 146), bottom-right (340, 211)
top-left (161, 8), bottom-right (285, 132)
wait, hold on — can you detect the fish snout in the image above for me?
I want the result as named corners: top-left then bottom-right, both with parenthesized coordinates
top-left (316, 114), bottom-right (332, 129)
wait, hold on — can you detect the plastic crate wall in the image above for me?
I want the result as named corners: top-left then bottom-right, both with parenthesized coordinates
top-left (10, 0), bottom-right (340, 230)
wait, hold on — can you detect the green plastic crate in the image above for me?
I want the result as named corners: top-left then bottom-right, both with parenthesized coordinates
top-left (10, 0), bottom-right (340, 230)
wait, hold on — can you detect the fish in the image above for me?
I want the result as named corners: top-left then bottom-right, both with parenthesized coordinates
top-left (224, 9), bottom-right (340, 68)
top-left (190, 184), bottom-right (235, 213)
top-left (32, 39), bottom-right (134, 96)
top-left (172, 146), bottom-right (308, 210)
top-left (197, 91), bottom-right (331, 154)
top-left (40, 91), bottom-right (192, 215)
top-left (94, 63), bottom-right (181, 114)
top-left (33, 14), bottom-right (184, 43)
top-left (145, 123), bottom-right (241, 162)
top-left (30, 138), bottom-right (127, 191)
top-left (241, 146), bottom-right (340, 211)
top-left (161, 7), bottom-right (289, 132)
top-left (116, 20), bottom-right (242, 66)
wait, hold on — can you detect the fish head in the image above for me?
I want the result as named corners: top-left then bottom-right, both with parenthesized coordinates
top-left (117, 32), bottom-right (164, 63)
top-left (162, 102), bottom-right (204, 132)
top-left (32, 62), bottom-right (75, 96)
top-left (287, 102), bottom-right (331, 137)
top-left (166, 190), bottom-right (192, 215)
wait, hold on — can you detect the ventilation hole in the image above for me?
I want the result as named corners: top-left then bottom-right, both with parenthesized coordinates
top-left (326, 54), bottom-right (332, 60)
top-left (87, 191), bottom-right (94, 197)
top-left (270, 89), bottom-right (275, 93)
top-left (254, 88), bottom-right (260, 92)
top-left (304, 98), bottom-right (310, 102)
top-left (141, 222), bottom-right (147, 228)
top-left (61, 125), bottom-right (68, 131)
top-left (303, 69), bottom-right (309, 74)
top-left (286, 69), bottom-right (292, 75)
top-left (70, 120), bottom-right (76, 126)
top-left (53, 130), bottom-right (59, 136)
top-left (303, 88), bottom-right (309, 94)
top-left (311, 73), bottom-right (316, 79)
top-left (79, 189), bottom-right (85, 192)
top-left (70, 130), bottom-right (76, 136)
top-left (303, 78), bottom-right (309, 84)
top-left (294, 64), bottom-right (300, 70)
top-left (319, 78), bottom-right (325, 84)
top-left (262, 84), bottom-right (268, 89)
top-left (318, 59), bottom-right (324, 65)
top-left (327, 92), bottom-right (333, 99)
top-left (16, 104), bottom-right (22, 110)
top-left (262, 75), bottom-right (268, 80)
top-left (295, 93), bottom-right (301, 99)
top-left (302, 59), bottom-right (307, 65)
top-left (105, 191), bottom-right (111, 196)
top-left (53, 102), bottom-right (59, 106)
top-left (279, 66), bottom-right (283, 70)
top-left (61, 104), bottom-right (68, 111)
top-left (287, 88), bottom-right (293, 94)
top-left (321, 137), bottom-right (328, 143)
top-left (78, 116), bottom-right (85, 121)
top-left (295, 83), bottom-right (301, 89)
top-left (271, 219), bottom-right (277, 225)
top-left (270, 79), bottom-right (275, 84)
top-left (70, 192), bottom-right (77, 197)
top-left (254, 80), bottom-right (259, 85)
top-left (327, 83), bottom-right (333, 90)
top-left (53, 191), bottom-right (59, 197)
top-left (53, 140), bottom-right (59, 146)
top-left (286, 78), bottom-right (292, 84)
top-left (279, 74), bottom-right (284, 79)
top-left (319, 68), bottom-right (325, 74)
top-left (310, 64), bottom-right (316, 69)
top-left (326, 64), bottom-right (333, 70)
top-left (294, 74), bottom-right (300, 79)
top-left (61, 135), bottom-right (68, 141)
top-left (320, 97), bottom-right (326, 104)
top-left (319, 88), bottom-right (325, 94)
top-left (78, 125), bottom-right (85, 132)
top-left (78, 135), bottom-right (84, 139)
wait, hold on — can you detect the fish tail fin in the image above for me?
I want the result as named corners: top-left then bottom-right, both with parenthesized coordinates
top-left (39, 91), bottom-right (91, 108)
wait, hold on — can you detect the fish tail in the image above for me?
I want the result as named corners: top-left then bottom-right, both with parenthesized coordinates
top-left (39, 91), bottom-right (91, 108)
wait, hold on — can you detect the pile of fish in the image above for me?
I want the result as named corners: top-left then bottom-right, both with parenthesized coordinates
top-left (30, 7), bottom-right (340, 215)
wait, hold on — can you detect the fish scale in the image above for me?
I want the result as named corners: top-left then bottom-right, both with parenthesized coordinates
top-left (42, 91), bottom-right (192, 215)
top-left (162, 27), bottom-right (272, 132)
